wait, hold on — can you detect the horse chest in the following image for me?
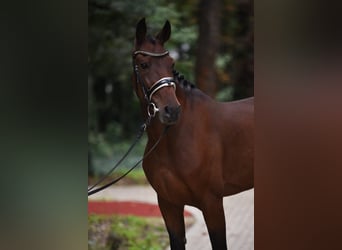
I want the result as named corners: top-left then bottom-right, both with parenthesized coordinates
top-left (143, 161), bottom-right (198, 205)
top-left (143, 153), bottom-right (221, 206)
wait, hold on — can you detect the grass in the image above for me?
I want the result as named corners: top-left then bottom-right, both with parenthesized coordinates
top-left (88, 214), bottom-right (169, 250)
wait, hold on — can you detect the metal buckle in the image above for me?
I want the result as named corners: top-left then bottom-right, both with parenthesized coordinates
top-left (147, 102), bottom-right (159, 117)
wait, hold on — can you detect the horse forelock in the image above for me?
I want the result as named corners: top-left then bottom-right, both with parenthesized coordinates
top-left (147, 34), bottom-right (157, 45)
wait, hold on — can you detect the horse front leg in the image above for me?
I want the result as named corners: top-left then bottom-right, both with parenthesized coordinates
top-left (202, 197), bottom-right (228, 250)
top-left (158, 195), bottom-right (186, 250)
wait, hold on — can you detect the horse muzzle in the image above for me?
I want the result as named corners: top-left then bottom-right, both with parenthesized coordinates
top-left (159, 105), bottom-right (181, 125)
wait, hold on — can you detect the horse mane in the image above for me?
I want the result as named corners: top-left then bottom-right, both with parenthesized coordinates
top-left (173, 70), bottom-right (196, 91)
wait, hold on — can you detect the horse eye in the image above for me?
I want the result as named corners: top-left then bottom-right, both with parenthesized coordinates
top-left (140, 63), bottom-right (149, 70)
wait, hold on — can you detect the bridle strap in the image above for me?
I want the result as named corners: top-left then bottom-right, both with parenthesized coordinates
top-left (134, 64), bottom-right (149, 101)
top-left (147, 77), bottom-right (176, 101)
top-left (133, 49), bottom-right (176, 117)
top-left (133, 50), bottom-right (169, 57)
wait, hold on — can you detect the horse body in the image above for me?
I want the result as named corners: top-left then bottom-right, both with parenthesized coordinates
top-left (144, 93), bottom-right (254, 206)
top-left (133, 18), bottom-right (253, 249)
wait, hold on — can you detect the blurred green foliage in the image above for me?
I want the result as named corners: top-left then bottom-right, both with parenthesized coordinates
top-left (88, 0), bottom-right (253, 174)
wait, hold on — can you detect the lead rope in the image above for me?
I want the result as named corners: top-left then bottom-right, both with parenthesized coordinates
top-left (87, 124), bottom-right (168, 197)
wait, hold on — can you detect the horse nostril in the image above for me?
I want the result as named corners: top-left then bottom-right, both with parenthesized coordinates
top-left (164, 105), bottom-right (181, 119)
top-left (165, 105), bottom-right (171, 114)
top-left (164, 105), bottom-right (180, 115)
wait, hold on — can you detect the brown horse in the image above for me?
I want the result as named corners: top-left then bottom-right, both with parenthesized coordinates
top-left (132, 18), bottom-right (254, 250)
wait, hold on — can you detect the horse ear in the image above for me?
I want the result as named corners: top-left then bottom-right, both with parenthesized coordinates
top-left (156, 20), bottom-right (171, 44)
top-left (135, 18), bottom-right (147, 47)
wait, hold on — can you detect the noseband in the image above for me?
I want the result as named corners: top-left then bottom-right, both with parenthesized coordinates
top-left (133, 50), bottom-right (176, 118)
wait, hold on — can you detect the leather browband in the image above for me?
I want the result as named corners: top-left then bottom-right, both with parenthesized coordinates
top-left (133, 50), bottom-right (169, 57)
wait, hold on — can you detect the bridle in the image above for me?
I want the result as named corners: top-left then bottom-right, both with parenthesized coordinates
top-left (88, 51), bottom-right (174, 197)
top-left (133, 50), bottom-right (176, 118)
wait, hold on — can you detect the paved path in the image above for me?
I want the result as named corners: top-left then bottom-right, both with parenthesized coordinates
top-left (89, 185), bottom-right (254, 250)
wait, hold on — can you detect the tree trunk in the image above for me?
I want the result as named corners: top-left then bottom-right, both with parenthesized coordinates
top-left (195, 0), bottom-right (222, 98)
top-left (232, 0), bottom-right (254, 100)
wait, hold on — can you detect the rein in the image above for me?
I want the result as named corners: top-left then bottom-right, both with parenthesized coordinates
top-left (87, 120), bottom-right (148, 195)
top-left (88, 125), bottom-right (168, 196)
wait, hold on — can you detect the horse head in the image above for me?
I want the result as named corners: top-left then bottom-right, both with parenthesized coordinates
top-left (133, 18), bottom-right (181, 125)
